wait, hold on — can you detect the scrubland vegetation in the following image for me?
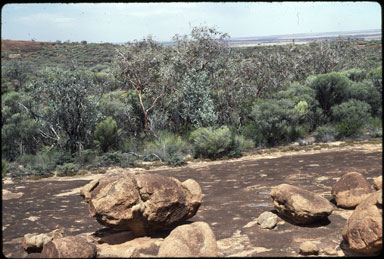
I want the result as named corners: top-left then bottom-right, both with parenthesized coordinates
top-left (1, 26), bottom-right (382, 180)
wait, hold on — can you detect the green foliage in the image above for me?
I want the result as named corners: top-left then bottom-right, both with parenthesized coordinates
top-left (190, 126), bottom-right (251, 159)
top-left (29, 68), bottom-right (102, 152)
top-left (96, 151), bottom-right (137, 168)
top-left (2, 159), bottom-right (7, 178)
top-left (229, 134), bottom-right (255, 158)
top-left (331, 99), bottom-right (372, 138)
top-left (1, 60), bottom-right (32, 91)
top-left (114, 36), bottom-right (169, 133)
top-left (1, 28), bottom-right (382, 179)
top-left (313, 125), bottom-right (336, 143)
top-left (144, 131), bottom-right (190, 166)
top-left (308, 72), bottom-right (351, 117)
top-left (179, 69), bottom-right (217, 127)
top-left (364, 117), bottom-right (383, 138)
top-left (348, 82), bottom-right (382, 117)
top-left (94, 117), bottom-right (121, 152)
top-left (340, 68), bottom-right (366, 82)
top-left (73, 149), bottom-right (98, 168)
top-left (1, 91), bottom-right (41, 160)
top-left (6, 162), bottom-right (29, 180)
top-left (250, 99), bottom-right (302, 146)
top-left (272, 83), bottom-right (320, 129)
top-left (15, 147), bottom-right (73, 178)
top-left (56, 163), bottom-right (78, 177)
top-left (367, 66), bottom-right (382, 94)
top-left (98, 90), bottom-right (142, 136)
top-left (190, 126), bottom-right (230, 159)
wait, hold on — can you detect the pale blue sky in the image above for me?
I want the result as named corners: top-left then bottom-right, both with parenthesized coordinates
top-left (1, 2), bottom-right (381, 43)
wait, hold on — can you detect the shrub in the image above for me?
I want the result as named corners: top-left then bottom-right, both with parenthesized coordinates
top-left (6, 162), bottom-right (29, 180)
top-left (73, 149), bottom-right (98, 168)
top-left (313, 125), bottom-right (336, 143)
top-left (56, 163), bottom-right (78, 177)
top-left (144, 131), bottom-right (190, 166)
top-left (365, 117), bottom-right (383, 138)
top-left (190, 126), bottom-right (231, 159)
top-left (179, 69), bottom-right (218, 128)
top-left (94, 117), bottom-right (121, 153)
top-left (2, 159), bottom-right (7, 178)
top-left (331, 99), bottom-right (371, 138)
top-left (239, 124), bottom-right (260, 142)
top-left (250, 99), bottom-right (299, 146)
top-left (309, 72), bottom-right (351, 117)
top-left (190, 126), bottom-right (251, 159)
top-left (367, 66), bottom-right (382, 94)
top-left (340, 68), bottom-right (366, 82)
top-left (17, 150), bottom-right (60, 178)
top-left (97, 151), bottom-right (137, 168)
top-left (228, 134), bottom-right (255, 158)
top-left (348, 82), bottom-right (381, 117)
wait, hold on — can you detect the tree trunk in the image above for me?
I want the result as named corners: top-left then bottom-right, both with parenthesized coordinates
top-left (143, 110), bottom-right (149, 133)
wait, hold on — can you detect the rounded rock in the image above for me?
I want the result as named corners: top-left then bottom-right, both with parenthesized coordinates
top-left (331, 172), bottom-right (374, 208)
top-left (41, 236), bottom-right (97, 258)
top-left (270, 184), bottom-right (334, 224)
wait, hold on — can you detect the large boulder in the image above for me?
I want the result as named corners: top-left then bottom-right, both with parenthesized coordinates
top-left (331, 172), bottom-right (374, 208)
top-left (342, 190), bottom-right (382, 255)
top-left (270, 184), bottom-right (334, 224)
top-left (96, 236), bottom-right (162, 258)
top-left (41, 236), bottom-right (97, 258)
top-left (80, 172), bottom-right (203, 236)
top-left (157, 221), bottom-right (218, 257)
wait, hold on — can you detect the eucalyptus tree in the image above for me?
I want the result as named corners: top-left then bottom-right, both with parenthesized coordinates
top-left (115, 36), bottom-right (170, 133)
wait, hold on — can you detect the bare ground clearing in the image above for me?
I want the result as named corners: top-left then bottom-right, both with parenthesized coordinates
top-left (2, 142), bottom-right (382, 257)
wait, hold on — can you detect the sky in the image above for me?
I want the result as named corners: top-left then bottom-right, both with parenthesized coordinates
top-left (1, 2), bottom-right (381, 43)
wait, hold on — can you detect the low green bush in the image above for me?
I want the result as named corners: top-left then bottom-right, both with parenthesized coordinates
top-left (250, 99), bottom-right (302, 146)
top-left (6, 162), bottom-right (31, 180)
top-left (98, 151), bottom-right (137, 168)
top-left (144, 131), bottom-right (190, 166)
top-left (190, 126), bottom-right (252, 159)
top-left (73, 149), bottom-right (98, 168)
top-left (313, 125), bottom-right (336, 143)
top-left (56, 162), bottom-right (78, 177)
top-left (2, 160), bottom-right (7, 178)
top-left (17, 150), bottom-right (59, 178)
top-left (340, 68), bottom-right (366, 82)
top-left (331, 99), bottom-right (371, 138)
top-left (94, 117), bottom-right (121, 152)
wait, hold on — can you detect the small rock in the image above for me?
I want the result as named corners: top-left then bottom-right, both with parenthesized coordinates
top-left (323, 246), bottom-right (338, 255)
top-left (331, 172), bottom-right (374, 208)
top-left (158, 221), bottom-right (218, 257)
top-left (41, 236), bottom-right (97, 258)
top-left (22, 228), bottom-right (64, 253)
top-left (373, 175), bottom-right (382, 190)
top-left (257, 211), bottom-right (277, 229)
top-left (342, 190), bottom-right (382, 255)
top-left (270, 184), bottom-right (334, 224)
top-left (299, 241), bottom-right (319, 255)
